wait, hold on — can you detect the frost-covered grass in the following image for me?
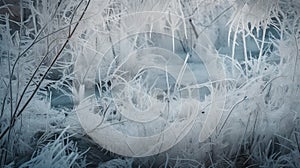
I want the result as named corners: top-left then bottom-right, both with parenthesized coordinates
top-left (19, 127), bottom-right (87, 168)
top-left (1, 0), bottom-right (300, 167)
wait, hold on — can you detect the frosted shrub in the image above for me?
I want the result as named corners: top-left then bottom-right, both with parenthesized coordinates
top-left (0, 0), bottom-right (299, 167)
top-left (0, 0), bottom-right (91, 166)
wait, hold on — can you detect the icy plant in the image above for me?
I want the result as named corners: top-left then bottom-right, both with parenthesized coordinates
top-left (19, 127), bottom-right (87, 168)
top-left (0, 0), bottom-right (91, 166)
top-left (71, 0), bottom-right (299, 165)
top-left (198, 0), bottom-right (300, 167)
top-left (0, 0), bottom-right (300, 167)
top-left (74, 7), bottom-right (226, 155)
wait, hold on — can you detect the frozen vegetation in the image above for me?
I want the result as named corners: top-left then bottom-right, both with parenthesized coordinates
top-left (0, 0), bottom-right (300, 167)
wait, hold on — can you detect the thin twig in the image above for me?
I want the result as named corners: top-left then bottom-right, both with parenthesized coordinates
top-left (295, 132), bottom-right (300, 153)
top-left (293, 35), bottom-right (299, 82)
top-left (0, 0), bottom-right (91, 140)
top-left (218, 96), bottom-right (248, 135)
